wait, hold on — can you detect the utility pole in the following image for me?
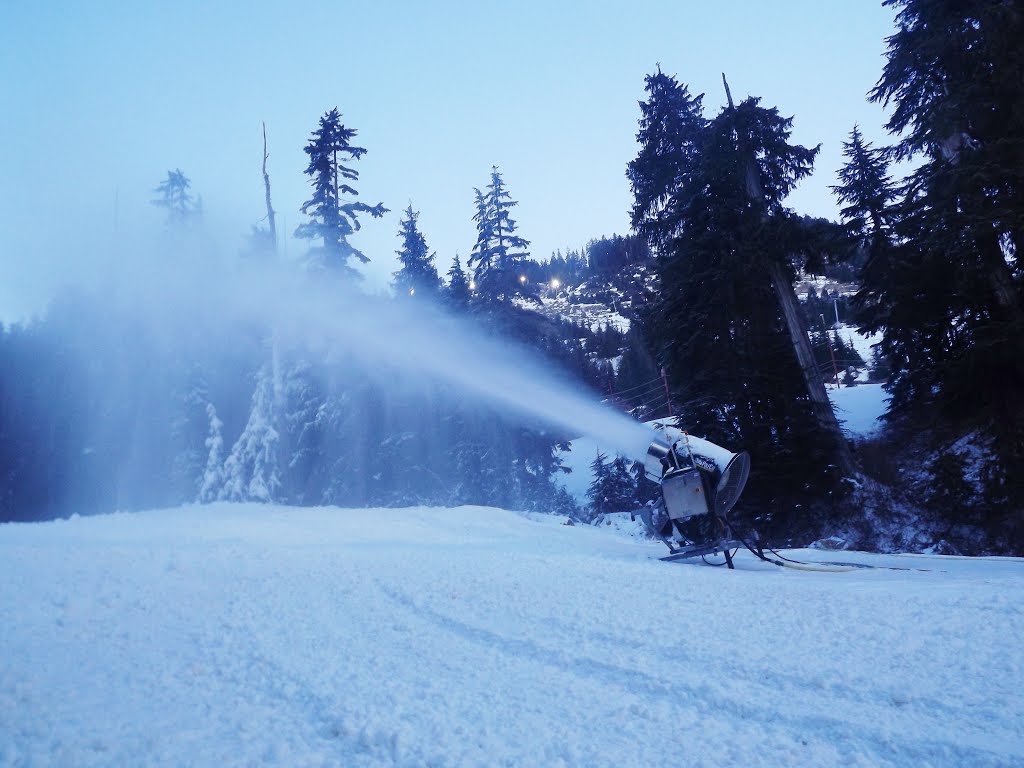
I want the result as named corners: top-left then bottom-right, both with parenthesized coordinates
top-left (661, 367), bottom-right (674, 418)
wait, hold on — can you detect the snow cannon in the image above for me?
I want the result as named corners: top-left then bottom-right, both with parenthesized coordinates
top-left (641, 426), bottom-right (751, 567)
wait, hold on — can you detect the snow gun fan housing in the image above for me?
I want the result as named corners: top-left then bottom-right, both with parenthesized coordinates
top-left (642, 427), bottom-right (751, 566)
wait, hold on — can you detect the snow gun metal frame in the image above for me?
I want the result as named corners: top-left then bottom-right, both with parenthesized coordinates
top-left (640, 426), bottom-right (751, 568)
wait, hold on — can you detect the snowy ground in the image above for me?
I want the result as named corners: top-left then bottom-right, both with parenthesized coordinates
top-left (523, 292), bottom-right (632, 334)
top-left (829, 382), bottom-right (889, 437)
top-left (2, 504), bottom-right (1022, 767)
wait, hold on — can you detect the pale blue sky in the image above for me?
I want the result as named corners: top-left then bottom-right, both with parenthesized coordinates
top-left (1, 1), bottom-right (896, 321)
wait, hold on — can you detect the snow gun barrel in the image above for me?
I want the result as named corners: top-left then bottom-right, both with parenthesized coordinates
top-left (644, 428), bottom-right (750, 519)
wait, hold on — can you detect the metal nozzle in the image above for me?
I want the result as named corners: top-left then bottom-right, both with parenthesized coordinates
top-left (645, 436), bottom-right (675, 480)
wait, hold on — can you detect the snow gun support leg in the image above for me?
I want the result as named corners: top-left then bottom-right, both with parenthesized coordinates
top-left (643, 427), bottom-right (751, 568)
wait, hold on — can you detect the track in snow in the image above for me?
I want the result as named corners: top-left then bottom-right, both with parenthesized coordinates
top-left (1, 503), bottom-right (1022, 767)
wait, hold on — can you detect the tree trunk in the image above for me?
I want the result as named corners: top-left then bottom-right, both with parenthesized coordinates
top-left (722, 73), bottom-right (858, 477)
top-left (982, 234), bottom-right (1023, 325)
top-left (768, 259), bottom-right (858, 476)
top-left (262, 122), bottom-right (277, 248)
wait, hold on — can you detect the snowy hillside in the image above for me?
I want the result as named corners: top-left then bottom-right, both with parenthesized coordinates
top-left (524, 289), bottom-right (632, 334)
top-left (2, 504), bottom-right (1022, 767)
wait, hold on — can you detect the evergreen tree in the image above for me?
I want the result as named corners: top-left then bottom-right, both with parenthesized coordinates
top-left (632, 460), bottom-right (660, 506)
top-left (627, 69), bottom-right (705, 256)
top-left (832, 126), bottom-right (896, 243)
top-left (392, 205), bottom-right (440, 298)
top-left (218, 365), bottom-right (281, 503)
top-left (608, 456), bottom-right (638, 511)
top-left (868, 0), bottom-right (1024, 488)
top-left (295, 108), bottom-right (387, 275)
top-left (551, 487), bottom-right (581, 520)
top-left (468, 168), bottom-right (536, 303)
top-left (585, 451), bottom-right (612, 519)
top-left (197, 403), bottom-right (224, 502)
top-left (278, 360), bottom-right (330, 504)
top-left (586, 452), bottom-right (637, 519)
top-left (868, 345), bottom-right (891, 383)
top-left (152, 169), bottom-right (200, 227)
top-left (615, 327), bottom-right (660, 416)
top-left (446, 254), bottom-right (471, 308)
top-left (629, 71), bottom-right (851, 536)
top-left (872, 0), bottom-right (1024, 266)
top-left (831, 126), bottom-right (901, 382)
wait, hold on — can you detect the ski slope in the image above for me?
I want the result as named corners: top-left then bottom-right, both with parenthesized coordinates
top-left (2, 504), bottom-right (1022, 767)
top-left (829, 382), bottom-right (889, 437)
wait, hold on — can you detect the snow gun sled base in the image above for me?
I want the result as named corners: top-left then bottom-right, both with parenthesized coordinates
top-left (636, 427), bottom-right (910, 573)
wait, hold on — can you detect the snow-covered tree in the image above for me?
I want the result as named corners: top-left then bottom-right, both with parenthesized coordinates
top-left (197, 403), bottom-right (224, 503)
top-left (219, 366), bottom-right (281, 502)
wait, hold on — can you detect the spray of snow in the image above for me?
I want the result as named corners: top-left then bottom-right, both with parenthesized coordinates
top-left (82, 250), bottom-right (657, 465)
top-left (259, 266), bottom-right (657, 462)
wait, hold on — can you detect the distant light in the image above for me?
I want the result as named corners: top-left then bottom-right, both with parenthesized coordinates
top-left (550, 278), bottom-right (560, 290)
top-left (409, 288), bottom-right (415, 296)
top-left (469, 280), bottom-right (476, 291)
top-left (519, 275), bottom-right (527, 284)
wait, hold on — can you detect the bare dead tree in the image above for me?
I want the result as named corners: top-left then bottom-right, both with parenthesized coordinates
top-left (262, 122), bottom-right (277, 249)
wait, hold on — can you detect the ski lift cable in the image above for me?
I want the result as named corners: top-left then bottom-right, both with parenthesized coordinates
top-left (635, 388), bottom-right (670, 405)
top-left (609, 375), bottom-right (666, 397)
top-left (634, 394), bottom-right (670, 413)
top-left (603, 383), bottom-right (665, 403)
top-left (601, 383), bottom-right (668, 407)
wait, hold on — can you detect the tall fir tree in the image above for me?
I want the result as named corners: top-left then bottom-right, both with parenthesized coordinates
top-left (629, 71), bottom-right (851, 537)
top-left (831, 126), bottom-right (904, 390)
top-left (832, 126), bottom-right (897, 243)
top-left (152, 169), bottom-right (200, 228)
top-left (392, 205), bottom-right (440, 298)
top-left (446, 254), bottom-right (471, 308)
top-left (468, 167), bottom-right (536, 303)
top-left (294, 108), bottom-right (387, 275)
top-left (585, 451), bottom-right (612, 520)
top-left (627, 69), bottom-right (705, 256)
top-left (865, 0), bottom-right (1024, 530)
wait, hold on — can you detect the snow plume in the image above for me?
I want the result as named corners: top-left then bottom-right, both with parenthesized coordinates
top-left (125, 253), bottom-right (654, 458)
top-left (9, 242), bottom-right (655, 517)
top-left (227, 267), bottom-right (657, 464)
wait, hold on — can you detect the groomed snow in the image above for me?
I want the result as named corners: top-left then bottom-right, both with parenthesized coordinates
top-left (2, 504), bottom-right (1022, 767)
